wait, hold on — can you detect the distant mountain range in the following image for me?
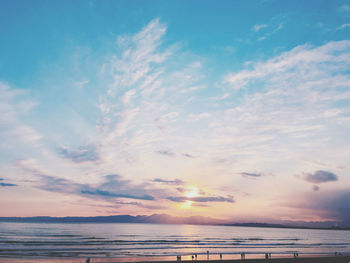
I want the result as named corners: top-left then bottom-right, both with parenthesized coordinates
top-left (0, 214), bottom-right (224, 225)
top-left (0, 214), bottom-right (348, 230)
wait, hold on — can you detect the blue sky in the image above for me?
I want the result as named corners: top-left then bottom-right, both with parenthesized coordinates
top-left (1, 0), bottom-right (350, 225)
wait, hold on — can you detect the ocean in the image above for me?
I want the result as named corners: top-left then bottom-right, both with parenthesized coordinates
top-left (0, 222), bottom-right (349, 261)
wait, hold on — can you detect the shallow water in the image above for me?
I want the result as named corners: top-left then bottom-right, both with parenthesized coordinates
top-left (0, 222), bottom-right (349, 260)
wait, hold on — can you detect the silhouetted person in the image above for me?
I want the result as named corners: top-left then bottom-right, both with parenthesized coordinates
top-left (195, 254), bottom-right (197, 260)
top-left (207, 250), bottom-right (209, 260)
top-left (269, 253), bottom-right (271, 259)
top-left (86, 258), bottom-right (90, 263)
top-left (177, 255), bottom-right (182, 262)
top-left (241, 253), bottom-right (245, 260)
top-left (192, 255), bottom-right (194, 261)
top-left (265, 253), bottom-right (268, 260)
top-left (220, 253), bottom-right (222, 260)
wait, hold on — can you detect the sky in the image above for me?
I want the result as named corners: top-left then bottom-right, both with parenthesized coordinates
top-left (0, 0), bottom-right (350, 226)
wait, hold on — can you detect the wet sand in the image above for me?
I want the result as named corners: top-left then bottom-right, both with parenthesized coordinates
top-left (116, 256), bottom-right (350, 263)
top-left (2, 256), bottom-right (350, 263)
top-left (171, 257), bottom-right (350, 263)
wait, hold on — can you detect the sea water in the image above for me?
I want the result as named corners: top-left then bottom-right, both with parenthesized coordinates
top-left (0, 222), bottom-right (349, 260)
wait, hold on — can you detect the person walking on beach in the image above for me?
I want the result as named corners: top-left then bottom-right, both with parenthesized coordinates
top-left (207, 250), bottom-right (209, 260)
top-left (195, 254), bottom-right (197, 261)
top-left (265, 253), bottom-right (269, 260)
top-left (241, 253), bottom-right (245, 260)
top-left (86, 258), bottom-right (90, 263)
top-left (220, 253), bottom-right (222, 260)
top-left (192, 255), bottom-right (194, 261)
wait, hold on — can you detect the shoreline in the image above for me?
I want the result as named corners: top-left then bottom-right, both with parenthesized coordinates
top-left (1, 254), bottom-right (350, 263)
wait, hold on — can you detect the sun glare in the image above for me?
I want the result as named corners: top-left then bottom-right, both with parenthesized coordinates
top-left (184, 186), bottom-right (199, 198)
top-left (180, 186), bottom-right (199, 209)
top-left (181, 200), bottom-right (193, 209)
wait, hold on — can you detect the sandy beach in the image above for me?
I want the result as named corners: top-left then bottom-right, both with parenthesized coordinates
top-left (130, 257), bottom-right (350, 263)
top-left (136, 257), bottom-right (350, 263)
top-left (2, 255), bottom-right (350, 263)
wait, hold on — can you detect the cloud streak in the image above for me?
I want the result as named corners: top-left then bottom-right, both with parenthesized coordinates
top-left (0, 83), bottom-right (41, 148)
top-left (241, 172), bottom-right (262, 178)
top-left (258, 22), bottom-right (283, 41)
top-left (252, 24), bottom-right (268, 32)
top-left (153, 178), bottom-right (184, 185)
top-left (0, 179), bottom-right (17, 187)
top-left (168, 195), bottom-right (234, 203)
top-left (155, 150), bottom-right (175, 157)
top-left (37, 174), bottom-right (156, 201)
top-left (59, 144), bottom-right (99, 163)
top-left (336, 23), bottom-right (350, 30)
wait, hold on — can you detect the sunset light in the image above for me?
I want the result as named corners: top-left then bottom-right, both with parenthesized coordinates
top-left (1, 2), bottom-right (349, 224)
top-left (0, 2), bottom-right (350, 261)
top-left (184, 186), bottom-right (199, 199)
top-left (181, 200), bottom-right (193, 209)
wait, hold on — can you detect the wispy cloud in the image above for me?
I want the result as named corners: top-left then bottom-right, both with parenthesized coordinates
top-left (336, 23), bottom-right (350, 30)
top-left (153, 178), bottom-right (184, 185)
top-left (2, 15), bottom-right (350, 222)
top-left (59, 144), bottom-right (99, 163)
top-left (0, 183), bottom-right (16, 187)
top-left (189, 113), bottom-right (212, 121)
top-left (96, 18), bottom-right (205, 172)
top-left (258, 22), bottom-right (283, 41)
top-left (182, 153), bottom-right (195, 158)
top-left (340, 4), bottom-right (350, 12)
top-left (0, 178), bottom-right (17, 187)
top-left (122, 89), bottom-right (137, 106)
top-left (155, 150), bottom-right (175, 157)
top-left (38, 174), bottom-right (156, 201)
top-left (81, 188), bottom-right (155, 200)
top-left (15, 159), bottom-right (158, 203)
top-left (252, 24), bottom-right (268, 32)
top-left (214, 40), bottom-right (350, 205)
top-left (220, 41), bottom-right (350, 166)
top-left (168, 195), bottom-right (234, 203)
top-left (0, 83), bottom-right (41, 147)
top-left (241, 172), bottom-right (262, 178)
top-left (75, 80), bottom-right (89, 89)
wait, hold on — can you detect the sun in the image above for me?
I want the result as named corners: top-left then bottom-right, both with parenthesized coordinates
top-left (184, 186), bottom-right (199, 198)
top-left (179, 186), bottom-right (200, 209)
